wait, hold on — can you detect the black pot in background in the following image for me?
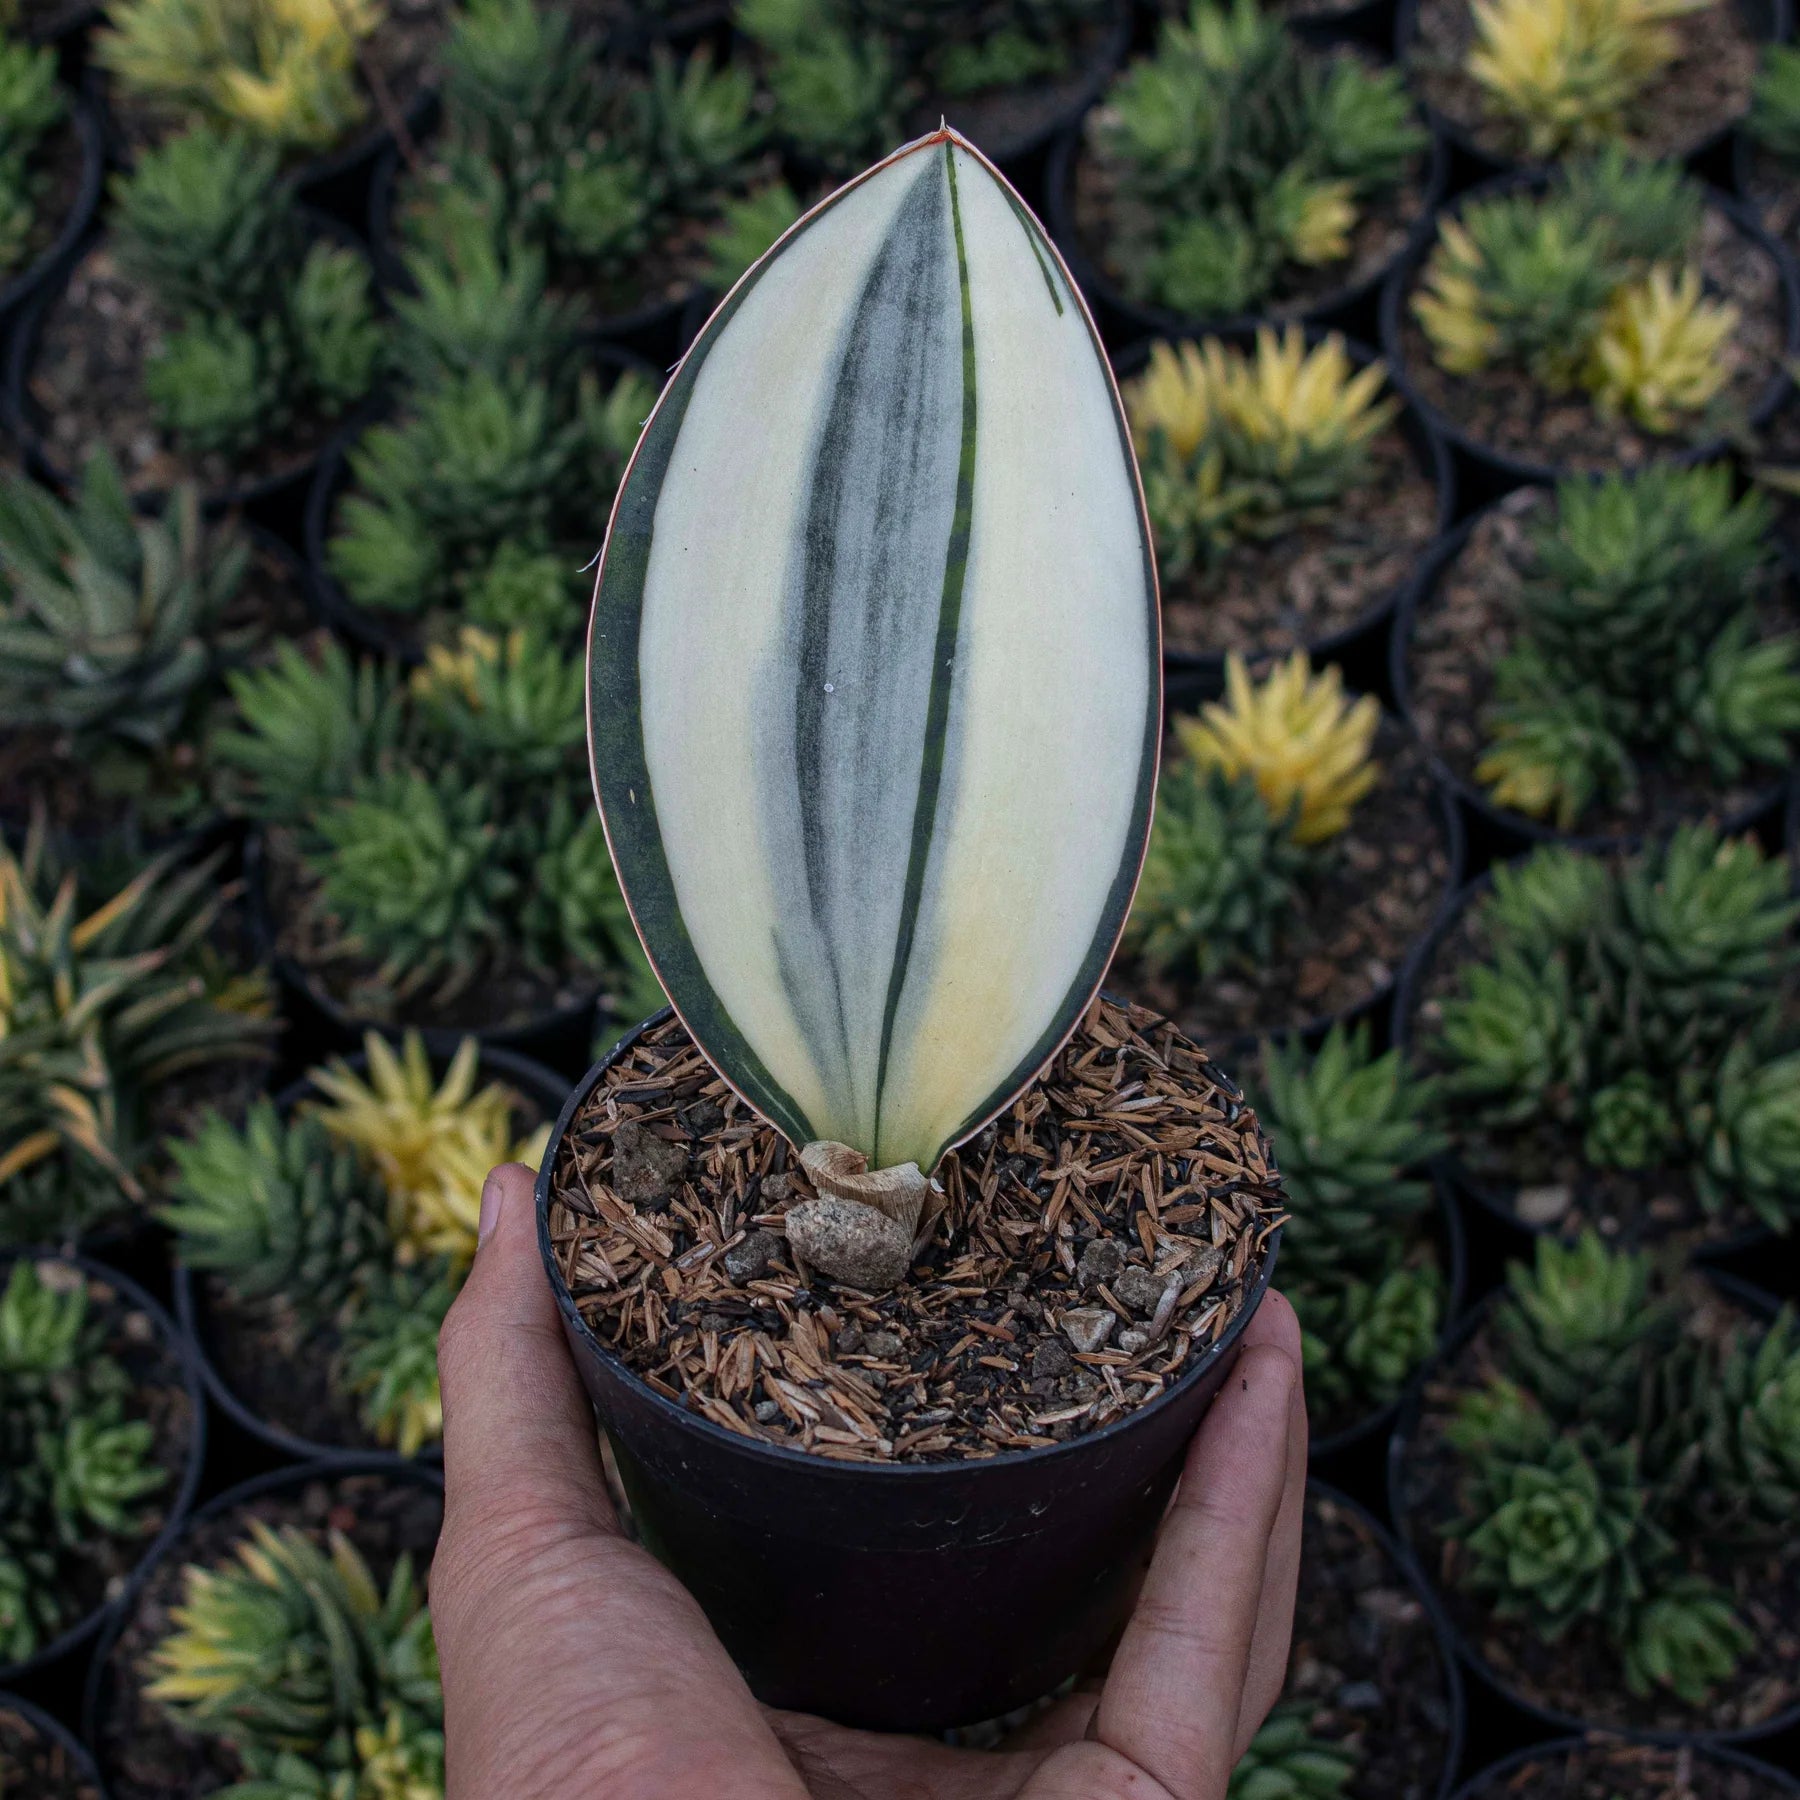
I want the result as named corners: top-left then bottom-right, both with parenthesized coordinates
top-left (1379, 173), bottom-right (1800, 506)
top-left (243, 830), bottom-right (599, 1077)
top-left (302, 338), bottom-right (661, 666)
top-left (0, 90), bottom-right (102, 325)
top-left (1393, 867), bottom-right (1792, 1261)
top-left (1399, 0), bottom-right (1793, 190)
top-left (0, 1690), bottom-right (103, 1792)
top-left (538, 1007), bottom-right (1283, 1731)
top-left (1389, 1272), bottom-right (1800, 1745)
top-left (1307, 1476), bottom-right (1469, 1800)
top-left (172, 1041), bottom-right (569, 1464)
top-left (82, 1455), bottom-right (444, 1796)
top-left (0, 1250), bottom-right (206, 1689)
top-left (1043, 106), bottom-right (1447, 354)
top-left (4, 210), bottom-right (385, 514)
top-left (1113, 326), bottom-right (1456, 691)
top-left (1163, 672), bottom-right (1471, 1055)
top-left (1308, 1172), bottom-right (1469, 1462)
top-left (1389, 502), bottom-right (1795, 865)
top-left (1448, 1736), bottom-right (1800, 1800)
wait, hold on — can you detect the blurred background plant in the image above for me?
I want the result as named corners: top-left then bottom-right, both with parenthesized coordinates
top-left (1082, 0), bottom-right (1424, 318)
top-left (0, 24), bottom-right (66, 279)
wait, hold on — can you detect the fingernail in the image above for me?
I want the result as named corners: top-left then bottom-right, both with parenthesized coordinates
top-left (477, 1170), bottom-right (506, 1248)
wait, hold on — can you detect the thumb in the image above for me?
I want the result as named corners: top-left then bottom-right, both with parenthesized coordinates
top-left (436, 1160), bottom-right (614, 1538)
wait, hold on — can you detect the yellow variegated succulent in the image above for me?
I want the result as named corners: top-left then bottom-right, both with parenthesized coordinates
top-left (1412, 218), bottom-right (1503, 375)
top-left (1206, 327), bottom-right (1396, 470)
top-left (1586, 264), bottom-right (1737, 432)
top-left (307, 1032), bottom-right (550, 1266)
top-left (1284, 178), bottom-right (1358, 267)
top-left (1467, 0), bottom-right (1705, 157)
top-left (1125, 338), bottom-right (1215, 461)
top-left (1178, 652), bottom-right (1381, 844)
top-left (409, 626), bottom-right (507, 707)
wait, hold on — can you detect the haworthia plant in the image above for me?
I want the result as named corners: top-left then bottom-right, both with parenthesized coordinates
top-left (588, 129), bottom-right (1158, 1175)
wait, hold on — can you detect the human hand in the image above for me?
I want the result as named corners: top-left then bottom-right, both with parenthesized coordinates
top-left (432, 1161), bottom-right (1307, 1800)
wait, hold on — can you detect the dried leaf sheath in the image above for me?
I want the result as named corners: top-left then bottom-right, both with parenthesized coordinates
top-left (588, 129), bottom-right (1159, 1173)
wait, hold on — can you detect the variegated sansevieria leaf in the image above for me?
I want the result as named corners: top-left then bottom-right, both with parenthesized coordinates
top-left (588, 127), bottom-right (1159, 1174)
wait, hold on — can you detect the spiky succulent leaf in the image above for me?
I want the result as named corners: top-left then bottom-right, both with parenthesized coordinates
top-left (588, 131), bottom-right (1156, 1172)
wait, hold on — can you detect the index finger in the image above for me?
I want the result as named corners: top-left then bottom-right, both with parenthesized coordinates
top-left (1090, 1293), bottom-right (1303, 1800)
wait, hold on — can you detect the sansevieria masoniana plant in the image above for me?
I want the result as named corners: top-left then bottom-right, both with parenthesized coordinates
top-left (588, 127), bottom-right (1157, 1218)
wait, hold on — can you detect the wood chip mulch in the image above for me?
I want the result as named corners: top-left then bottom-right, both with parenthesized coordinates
top-left (547, 997), bottom-right (1284, 1465)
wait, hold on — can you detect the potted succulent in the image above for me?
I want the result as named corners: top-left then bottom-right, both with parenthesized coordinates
top-left (1385, 152), bottom-right (1797, 492)
top-left (0, 1692), bottom-right (102, 1798)
top-left (1048, 0), bottom-right (1436, 342)
top-left (1118, 652), bottom-right (1461, 1048)
top-left (1449, 1738), bottom-right (1800, 1800)
top-left (1398, 828), bottom-right (1800, 1246)
top-left (0, 26), bottom-right (101, 319)
top-left (8, 124), bottom-right (385, 507)
top-left (0, 456), bottom-right (312, 841)
top-left (539, 127), bottom-right (1285, 1729)
top-left (1234, 1482), bottom-right (1463, 1800)
top-left (1395, 466), bottom-right (1800, 848)
top-left (0, 826), bottom-right (276, 1249)
top-left (92, 0), bottom-right (447, 191)
top-left (370, 0), bottom-right (774, 356)
top-left (738, 0), bottom-right (1129, 177)
top-left (308, 223), bottom-right (659, 659)
top-left (1247, 1027), bottom-right (1463, 1455)
top-left (221, 630), bottom-right (661, 1058)
top-left (164, 1031), bottom-right (561, 1459)
top-left (1400, 0), bottom-right (1777, 173)
top-left (1119, 325), bottom-right (1452, 676)
top-left (0, 1252), bottom-right (204, 1684)
top-left (86, 1459), bottom-right (444, 1800)
top-left (1391, 1232), bottom-right (1800, 1737)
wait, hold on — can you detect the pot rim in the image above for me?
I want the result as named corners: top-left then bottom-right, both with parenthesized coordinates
top-left (1446, 1734), bottom-right (1800, 1800)
top-left (1043, 96), bottom-right (1448, 345)
top-left (1307, 1474), bottom-right (1470, 1800)
top-left (0, 1687), bottom-right (103, 1788)
top-left (1393, 0), bottom-right (1792, 182)
top-left (1111, 325), bottom-right (1458, 677)
top-left (0, 89), bottom-right (103, 321)
top-left (1388, 1271), bottom-right (1800, 1746)
top-left (172, 1040), bottom-right (569, 1466)
top-left (80, 1453), bottom-right (444, 1762)
top-left (1387, 496), bottom-right (1794, 854)
top-left (538, 1004), bottom-right (1284, 1481)
top-left (0, 1248), bottom-right (207, 1688)
top-left (1378, 170), bottom-right (1800, 489)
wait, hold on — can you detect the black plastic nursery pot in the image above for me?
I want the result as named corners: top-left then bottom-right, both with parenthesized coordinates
top-left (1304, 1477), bottom-right (1468, 1800)
top-left (3, 209), bottom-right (382, 514)
top-left (0, 92), bottom-right (102, 325)
top-left (1308, 1171), bottom-right (1469, 1462)
top-left (1448, 1736), bottom-right (1800, 1800)
top-left (1389, 504), bottom-right (1795, 863)
top-left (83, 1455), bottom-right (444, 1799)
top-left (302, 338), bottom-right (661, 667)
top-left (1379, 173), bottom-right (1800, 503)
top-left (0, 1690), bottom-right (103, 1794)
top-left (0, 1250), bottom-right (206, 1689)
top-left (173, 1042), bottom-right (570, 1464)
top-left (1113, 327), bottom-right (1456, 687)
top-left (1388, 1272), bottom-right (1800, 1745)
top-left (1393, 866), bottom-right (1793, 1259)
top-left (1396, 0), bottom-right (1791, 186)
top-left (1044, 113), bottom-right (1448, 352)
top-left (538, 1010), bottom-right (1283, 1732)
top-left (242, 830), bottom-right (603, 1075)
